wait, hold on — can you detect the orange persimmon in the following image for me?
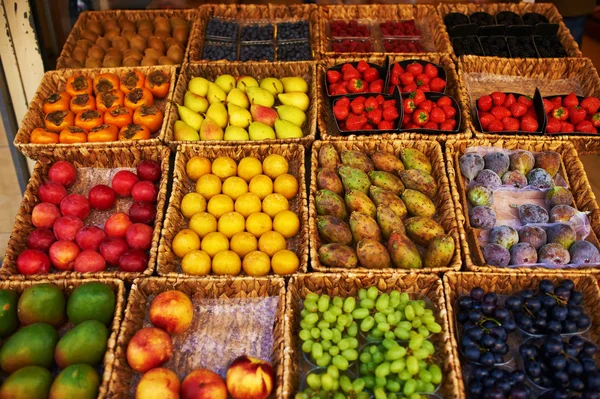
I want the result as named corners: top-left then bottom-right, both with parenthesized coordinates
top-left (43, 92), bottom-right (71, 114)
top-left (59, 126), bottom-right (87, 143)
top-left (93, 73), bottom-right (119, 94)
top-left (44, 110), bottom-right (75, 132)
top-left (104, 105), bottom-right (133, 128)
top-left (96, 90), bottom-right (124, 112)
top-left (118, 123), bottom-right (151, 141)
top-left (70, 93), bottom-right (96, 113)
top-left (133, 104), bottom-right (163, 133)
top-left (124, 88), bottom-right (153, 110)
top-left (75, 110), bottom-right (104, 131)
top-left (88, 123), bottom-right (118, 142)
top-left (66, 74), bottom-right (93, 97)
top-left (144, 70), bottom-right (170, 99)
top-left (120, 70), bottom-right (145, 93)
top-left (30, 128), bottom-right (59, 144)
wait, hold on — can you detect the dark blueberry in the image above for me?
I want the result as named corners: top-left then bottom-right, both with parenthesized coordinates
top-left (277, 21), bottom-right (310, 41)
top-left (492, 340), bottom-right (505, 353)
top-left (469, 309), bottom-right (484, 323)
top-left (582, 342), bottom-right (597, 356)
top-left (539, 279), bottom-right (555, 294)
top-left (458, 296), bottom-right (474, 310)
top-left (483, 320), bottom-right (497, 330)
top-left (470, 287), bottom-right (485, 301)
top-left (582, 359), bottom-right (598, 372)
top-left (494, 353), bottom-right (504, 363)
top-left (496, 11), bottom-right (523, 26)
top-left (514, 311), bottom-right (533, 329)
top-left (538, 308), bottom-right (549, 319)
top-left (277, 42), bottom-right (312, 61)
top-left (487, 387), bottom-right (505, 399)
top-left (583, 392), bottom-right (600, 399)
top-left (240, 23), bottom-right (274, 41)
top-left (473, 367), bottom-right (489, 380)
top-left (240, 44), bottom-right (274, 62)
top-left (544, 339), bottom-right (564, 356)
top-left (560, 279), bottom-right (575, 291)
top-left (480, 351), bottom-right (496, 366)
top-left (490, 368), bottom-right (505, 380)
top-left (509, 386), bottom-right (529, 399)
top-left (206, 18), bottom-right (239, 40)
top-left (493, 307), bottom-right (510, 322)
top-left (520, 289), bottom-right (535, 299)
top-left (565, 344), bottom-right (580, 357)
top-left (570, 378), bottom-right (586, 392)
top-left (505, 295), bottom-right (524, 311)
top-left (496, 379), bottom-right (512, 393)
top-left (470, 12), bottom-right (495, 26)
top-left (567, 304), bottom-right (583, 320)
top-left (483, 376), bottom-right (497, 388)
top-left (444, 12), bottom-right (469, 28)
top-left (510, 370), bottom-right (526, 384)
top-left (468, 327), bottom-right (484, 341)
top-left (464, 344), bottom-right (481, 361)
top-left (533, 317), bottom-right (547, 331)
top-left (555, 370), bottom-right (570, 386)
top-left (551, 306), bottom-right (568, 321)
top-left (468, 380), bottom-right (483, 397)
top-left (202, 42), bottom-right (237, 61)
top-left (570, 336), bottom-right (587, 348)
top-left (502, 319), bottom-right (516, 332)
top-left (498, 343), bottom-right (510, 355)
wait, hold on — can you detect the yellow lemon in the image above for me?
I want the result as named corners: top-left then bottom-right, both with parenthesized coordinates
top-left (212, 250), bottom-right (241, 275)
top-left (201, 232), bottom-right (229, 257)
top-left (196, 174), bottom-right (222, 200)
top-left (249, 174), bottom-right (273, 200)
top-left (242, 251), bottom-right (271, 276)
top-left (180, 192), bottom-right (207, 219)
top-left (261, 193), bottom-right (289, 218)
top-left (222, 176), bottom-right (248, 200)
top-left (245, 212), bottom-right (272, 238)
top-left (212, 156), bottom-right (237, 179)
top-left (186, 156), bottom-right (212, 181)
top-left (274, 173), bottom-right (299, 199)
top-left (262, 154), bottom-right (288, 179)
top-left (230, 232), bottom-right (258, 258)
top-left (237, 156), bottom-right (263, 182)
top-left (217, 211), bottom-right (246, 238)
top-left (273, 210), bottom-right (300, 238)
top-left (172, 229), bottom-right (200, 258)
top-left (271, 249), bottom-right (299, 275)
top-left (235, 192), bottom-right (262, 218)
top-left (258, 231), bottom-right (287, 257)
top-left (207, 194), bottom-right (234, 219)
top-left (181, 250), bottom-right (211, 275)
top-left (189, 212), bottom-right (217, 238)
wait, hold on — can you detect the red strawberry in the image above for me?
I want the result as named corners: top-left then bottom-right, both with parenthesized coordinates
top-left (404, 83), bottom-right (418, 92)
top-left (403, 99), bottom-right (417, 114)
top-left (550, 96), bottom-right (563, 110)
top-left (503, 94), bottom-right (516, 109)
top-left (424, 121), bottom-right (439, 129)
top-left (333, 104), bottom-right (349, 121)
top-left (442, 105), bottom-right (457, 119)
top-left (329, 83), bottom-right (339, 92)
top-left (391, 63), bottom-right (403, 76)
top-left (477, 95), bottom-right (493, 112)
top-left (343, 67), bottom-right (361, 81)
top-left (487, 119), bottom-right (504, 132)
top-left (406, 62), bottom-right (423, 76)
top-left (378, 120), bottom-right (394, 130)
top-left (525, 107), bottom-right (537, 120)
top-left (411, 90), bottom-right (426, 105)
top-left (404, 123), bottom-right (420, 129)
top-left (560, 121), bottom-right (575, 132)
top-left (327, 70), bottom-right (342, 84)
top-left (334, 85), bottom-right (348, 95)
top-left (341, 63), bottom-right (355, 74)
top-left (490, 106), bottom-right (511, 120)
top-left (362, 82), bottom-right (370, 92)
top-left (348, 78), bottom-right (365, 93)
top-left (419, 100), bottom-right (434, 113)
top-left (520, 116), bottom-right (539, 132)
top-left (501, 117), bottom-right (520, 131)
top-left (576, 120), bottom-right (596, 133)
top-left (419, 85), bottom-right (430, 92)
top-left (363, 67), bottom-right (379, 83)
top-left (356, 60), bottom-right (370, 73)
top-left (424, 63), bottom-right (438, 79)
top-left (383, 107), bottom-right (400, 122)
top-left (581, 97), bottom-right (600, 115)
top-left (491, 92), bottom-right (507, 106)
top-left (510, 102), bottom-right (528, 118)
top-left (383, 100), bottom-right (396, 109)
top-left (563, 92), bottom-right (579, 108)
top-left (402, 114), bottom-right (411, 125)
top-left (429, 78), bottom-right (446, 92)
top-left (543, 98), bottom-right (554, 114)
top-left (390, 75), bottom-right (400, 86)
top-left (545, 117), bottom-right (562, 133)
top-left (552, 107), bottom-right (569, 121)
top-left (376, 95), bottom-right (385, 105)
top-left (370, 79), bottom-right (384, 93)
top-left (364, 97), bottom-right (378, 111)
top-left (517, 95), bottom-right (533, 108)
top-left (400, 73), bottom-right (414, 86)
top-left (350, 98), bottom-right (365, 114)
top-left (412, 110), bottom-right (429, 126)
top-left (437, 97), bottom-right (452, 108)
top-left (569, 106), bottom-right (586, 124)
top-left (430, 107), bottom-right (446, 123)
top-left (337, 97), bottom-right (350, 108)
top-left (367, 108), bottom-right (382, 125)
top-left (362, 124), bottom-right (373, 130)
top-left (440, 121), bottom-right (454, 131)
top-left (592, 113), bottom-right (600, 128)
top-left (415, 74), bottom-right (430, 87)
top-left (478, 112), bottom-right (495, 130)
top-left (345, 114), bottom-right (367, 130)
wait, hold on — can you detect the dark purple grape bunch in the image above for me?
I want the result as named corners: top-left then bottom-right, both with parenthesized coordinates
top-left (520, 335), bottom-right (600, 395)
top-left (457, 287), bottom-right (516, 366)
top-left (506, 279), bottom-right (591, 335)
top-left (468, 366), bottom-right (532, 399)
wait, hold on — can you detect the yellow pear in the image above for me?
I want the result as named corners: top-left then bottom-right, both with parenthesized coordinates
top-left (227, 103), bottom-right (252, 128)
top-left (281, 77), bottom-right (308, 93)
top-left (215, 74), bottom-right (236, 94)
top-left (199, 117), bottom-right (224, 141)
top-left (278, 92), bottom-right (309, 112)
top-left (174, 120), bottom-right (199, 141)
top-left (246, 87), bottom-right (274, 108)
top-left (207, 82), bottom-right (226, 104)
top-left (177, 104), bottom-right (204, 131)
top-left (206, 102), bottom-right (228, 128)
top-left (237, 76), bottom-right (259, 92)
top-left (184, 91), bottom-right (209, 113)
top-left (227, 88), bottom-right (249, 109)
top-left (259, 78), bottom-right (283, 96)
top-left (248, 121), bottom-right (276, 140)
top-left (224, 126), bottom-right (249, 141)
top-left (188, 77), bottom-right (209, 96)
top-left (274, 119), bottom-right (303, 139)
top-left (276, 105), bottom-right (306, 127)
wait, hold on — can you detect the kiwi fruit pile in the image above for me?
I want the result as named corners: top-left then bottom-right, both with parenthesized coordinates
top-left (65, 15), bottom-right (190, 68)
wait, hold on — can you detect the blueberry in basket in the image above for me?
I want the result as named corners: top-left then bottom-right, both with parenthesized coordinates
top-left (480, 36), bottom-right (510, 57)
top-left (495, 11), bottom-right (523, 26)
top-left (470, 12), bottom-right (495, 27)
top-left (240, 44), bottom-right (274, 61)
top-left (241, 23), bottom-right (274, 41)
top-left (277, 42), bottom-right (311, 61)
top-left (444, 12), bottom-right (470, 28)
top-left (535, 36), bottom-right (567, 58)
top-left (277, 21), bottom-right (309, 41)
top-left (206, 18), bottom-right (238, 40)
top-left (203, 42), bottom-right (237, 61)
top-left (523, 12), bottom-right (549, 26)
top-left (453, 37), bottom-right (484, 56)
top-left (467, 366), bottom-right (532, 399)
top-left (507, 36), bottom-right (538, 58)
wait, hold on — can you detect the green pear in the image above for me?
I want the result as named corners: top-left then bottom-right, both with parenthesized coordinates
top-left (250, 104), bottom-right (278, 127)
top-left (227, 88), bottom-right (249, 109)
top-left (177, 104), bottom-right (203, 131)
top-left (206, 102), bottom-right (228, 128)
top-left (281, 77), bottom-right (308, 93)
top-left (184, 91), bottom-right (209, 113)
top-left (276, 105), bottom-right (306, 127)
top-left (215, 74), bottom-right (236, 94)
top-left (248, 121), bottom-right (276, 141)
top-left (278, 92), bottom-right (309, 112)
top-left (174, 120), bottom-right (199, 141)
top-left (246, 87), bottom-right (274, 108)
top-left (274, 118), bottom-right (303, 139)
top-left (228, 103), bottom-right (252, 128)
top-left (188, 77), bottom-right (209, 96)
top-left (207, 82), bottom-right (226, 104)
top-left (224, 126), bottom-right (249, 141)
top-left (200, 117), bottom-right (224, 141)
top-left (259, 78), bottom-right (283, 96)
top-left (237, 76), bottom-right (259, 92)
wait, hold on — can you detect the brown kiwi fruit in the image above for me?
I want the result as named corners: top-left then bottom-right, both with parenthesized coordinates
top-left (95, 37), bottom-right (111, 50)
top-left (172, 25), bottom-right (189, 44)
top-left (72, 47), bottom-right (87, 64)
top-left (138, 27), bottom-right (153, 40)
top-left (88, 45), bottom-right (105, 60)
top-left (103, 55), bottom-right (122, 68)
top-left (76, 39), bottom-right (93, 50)
top-left (102, 18), bottom-right (118, 31)
top-left (122, 57), bottom-right (140, 67)
top-left (166, 46), bottom-right (184, 63)
top-left (80, 29), bottom-right (99, 43)
top-left (112, 37), bottom-right (130, 52)
top-left (144, 48), bottom-right (164, 59)
top-left (158, 56), bottom-right (176, 65)
top-left (66, 59), bottom-right (84, 68)
top-left (123, 48), bottom-right (143, 61)
top-left (137, 19), bottom-right (153, 31)
top-left (140, 56), bottom-right (157, 66)
top-left (170, 16), bottom-right (187, 29)
top-left (85, 57), bottom-right (102, 68)
top-left (147, 36), bottom-right (166, 53)
top-left (118, 18), bottom-right (136, 32)
top-left (129, 35), bottom-right (147, 53)
top-left (104, 27), bottom-right (121, 41)
top-left (165, 37), bottom-right (183, 49)
top-left (86, 20), bottom-right (103, 36)
top-left (105, 48), bottom-right (123, 60)
top-left (153, 29), bottom-right (170, 41)
top-left (153, 16), bottom-right (171, 33)
top-left (121, 29), bottom-right (136, 41)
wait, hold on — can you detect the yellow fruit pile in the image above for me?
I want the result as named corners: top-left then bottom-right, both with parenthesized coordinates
top-left (172, 154), bottom-right (301, 276)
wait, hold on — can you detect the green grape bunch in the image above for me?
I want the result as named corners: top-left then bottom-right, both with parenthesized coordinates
top-left (295, 365), bottom-right (370, 399)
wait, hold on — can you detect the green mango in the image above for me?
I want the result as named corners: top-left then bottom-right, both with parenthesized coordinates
top-left (0, 323), bottom-right (59, 373)
top-left (0, 366), bottom-right (52, 399)
top-left (67, 282), bottom-right (115, 325)
top-left (49, 364), bottom-right (100, 399)
top-left (0, 289), bottom-right (18, 338)
top-left (338, 165), bottom-right (370, 194)
top-left (18, 283), bottom-right (66, 328)
top-left (54, 320), bottom-right (108, 369)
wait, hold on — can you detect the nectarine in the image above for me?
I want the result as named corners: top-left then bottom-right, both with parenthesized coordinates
top-left (89, 184), bottom-right (116, 210)
top-left (74, 249), bottom-right (106, 272)
top-left (49, 240), bottom-right (80, 270)
top-left (38, 181), bottom-right (67, 205)
top-left (99, 237), bottom-right (129, 266)
top-left (17, 249), bottom-right (51, 274)
top-left (53, 215), bottom-right (84, 241)
top-left (60, 193), bottom-right (91, 220)
top-left (136, 368), bottom-right (180, 399)
top-left (118, 249), bottom-right (148, 272)
top-left (112, 170), bottom-right (139, 197)
top-left (127, 327), bottom-right (173, 373)
top-left (75, 225), bottom-right (106, 251)
top-left (26, 228), bottom-right (56, 251)
top-left (137, 160), bottom-right (161, 182)
top-left (104, 212), bottom-right (132, 238)
top-left (226, 356), bottom-right (274, 399)
top-left (48, 161), bottom-right (77, 187)
top-left (32, 202), bottom-right (61, 228)
top-left (150, 290), bottom-right (193, 335)
top-left (181, 369), bottom-right (227, 399)
top-left (126, 223), bottom-right (153, 250)
top-left (132, 181), bottom-right (158, 203)
top-left (129, 202), bottom-right (156, 224)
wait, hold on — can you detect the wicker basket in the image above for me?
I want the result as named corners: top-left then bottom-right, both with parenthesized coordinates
top-left (443, 271), bottom-right (600, 399)
top-left (282, 273), bottom-right (463, 399)
top-left (446, 139), bottom-right (600, 274)
top-left (438, 2), bottom-right (581, 60)
top-left (189, 4), bottom-right (320, 62)
top-left (56, 9), bottom-right (200, 69)
top-left (309, 139), bottom-right (461, 274)
top-left (318, 5), bottom-right (453, 59)
top-left (157, 143), bottom-right (309, 276)
top-left (318, 54), bottom-right (472, 142)
top-left (107, 276), bottom-right (287, 398)
top-left (457, 56), bottom-right (600, 155)
top-left (14, 66), bottom-right (177, 160)
top-left (0, 277), bottom-right (126, 399)
top-left (164, 61), bottom-right (317, 149)
top-left (1, 146), bottom-right (170, 281)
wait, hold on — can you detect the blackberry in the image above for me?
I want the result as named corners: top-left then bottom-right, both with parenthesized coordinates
top-left (202, 42), bottom-right (237, 61)
top-left (523, 12), bottom-right (549, 26)
top-left (240, 24), bottom-right (274, 41)
top-left (277, 42), bottom-right (311, 61)
top-left (453, 36), bottom-right (484, 56)
top-left (480, 36), bottom-right (511, 57)
top-left (277, 21), bottom-right (309, 41)
top-left (240, 44), bottom-right (274, 61)
top-left (507, 36), bottom-right (538, 58)
top-left (444, 12), bottom-right (469, 28)
top-left (535, 36), bottom-right (567, 58)
top-left (496, 11), bottom-right (523, 26)
top-left (470, 12), bottom-right (495, 27)
top-left (205, 18), bottom-right (238, 40)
